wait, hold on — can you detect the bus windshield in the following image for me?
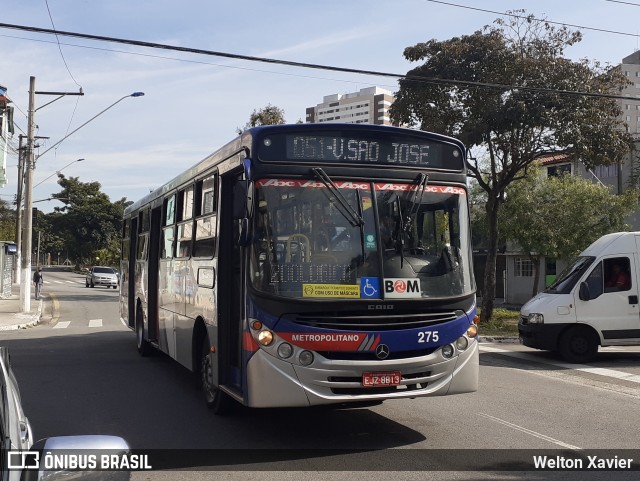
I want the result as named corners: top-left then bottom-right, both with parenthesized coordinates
top-left (249, 178), bottom-right (474, 300)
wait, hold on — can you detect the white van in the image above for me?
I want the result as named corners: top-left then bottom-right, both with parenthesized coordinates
top-left (519, 232), bottom-right (640, 362)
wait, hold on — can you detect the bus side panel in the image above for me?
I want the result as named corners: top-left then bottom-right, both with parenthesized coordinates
top-left (157, 259), bottom-right (174, 356)
top-left (175, 261), bottom-right (198, 369)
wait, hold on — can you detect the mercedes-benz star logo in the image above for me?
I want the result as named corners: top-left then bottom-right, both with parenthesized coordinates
top-left (375, 344), bottom-right (390, 360)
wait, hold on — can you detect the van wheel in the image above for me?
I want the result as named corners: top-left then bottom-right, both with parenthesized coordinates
top-left (559, 327), bottom-right (598, 363)
top-left (201, 338), bottom-right (234, 415)
top-left (136, 306), bottom-right (151, 357)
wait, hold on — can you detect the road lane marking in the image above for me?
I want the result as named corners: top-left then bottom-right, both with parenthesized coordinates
top-left (50, 293), bottom-right (59, 324)
top-left (88, 319), bottom-right (103, 328)
top-left (478, 413), bottom-right (582, 450)
top-left (480, 344), bottom-right (640, 384)
top-left (53, 321), bottom-right (70, 329)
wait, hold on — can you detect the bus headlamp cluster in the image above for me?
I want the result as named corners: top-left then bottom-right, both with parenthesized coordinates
top-left (441, 325), bottom-right (478, 359)
top-left (249, 319), bottom-right (315, 367)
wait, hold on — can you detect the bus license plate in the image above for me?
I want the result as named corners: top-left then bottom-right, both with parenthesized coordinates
top-left (362, 371), bottom-right (402, 387)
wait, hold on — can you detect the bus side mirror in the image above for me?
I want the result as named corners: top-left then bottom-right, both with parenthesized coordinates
top-left (579, 282), bottom-right (591, 301)
top-left (233, 181), bottom-right (248, 219)
top-left (238, 218), bottom-right (251, 247)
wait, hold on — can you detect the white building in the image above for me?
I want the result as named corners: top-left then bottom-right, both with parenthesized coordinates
top-left (0, 86), bottom-right (11, 188)
top-left (305, 86), bottom-right (396, 126)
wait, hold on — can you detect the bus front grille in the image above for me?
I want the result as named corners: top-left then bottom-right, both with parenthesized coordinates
top-left (292, 310), bottom-right (462, 331)
top-left (318, 348), bottom-right (438, 361)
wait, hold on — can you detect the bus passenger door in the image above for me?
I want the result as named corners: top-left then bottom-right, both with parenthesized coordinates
top-left (218, 171), bottom-right (246, 394)
top-left (127, 217), bottom-right (138, 329)
top-left (147, 206), bottom-right (161, 341)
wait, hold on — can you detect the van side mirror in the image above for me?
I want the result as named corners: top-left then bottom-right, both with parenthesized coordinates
top-left (579, 282), bottom-right (591, 301)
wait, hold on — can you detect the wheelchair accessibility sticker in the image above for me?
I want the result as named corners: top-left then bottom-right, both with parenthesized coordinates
top-left (360, 277), bottom-right (381, 299)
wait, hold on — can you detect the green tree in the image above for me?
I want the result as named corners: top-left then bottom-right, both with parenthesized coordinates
top-left (47, 175), bottom-right (130, 267)
top-left (0, 198), bottom-right (16, 241)
top-left (500, 168), bottom-right (639, 297)
top-left (390, 12), bottom-right (633, 321)
top-left (237, 104), bottom-right (286, 134)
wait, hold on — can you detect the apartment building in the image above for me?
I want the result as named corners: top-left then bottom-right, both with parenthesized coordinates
top-left (620, 50), bottom-right (640, 137)
top-left (305, 86), bottom-right (395, 125)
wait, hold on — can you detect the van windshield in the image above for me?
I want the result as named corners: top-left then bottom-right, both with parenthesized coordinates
top-left (546, 256), bottom-right (595, 294)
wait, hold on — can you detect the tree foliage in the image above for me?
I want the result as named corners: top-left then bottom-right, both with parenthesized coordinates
top-left (390, 12), bottom-right (633, 320)
top-left (0, 198), bottom-right (16, 241)
top-left (40, 175), bottom-right (131, 267)
top-left (237, 104), bottom-right (286, 134)
top-left (500, 169), bottom-right (639, 296)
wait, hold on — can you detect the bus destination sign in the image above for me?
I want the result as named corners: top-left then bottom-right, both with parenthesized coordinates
top-left (258, 132), bottom-right (464, 170)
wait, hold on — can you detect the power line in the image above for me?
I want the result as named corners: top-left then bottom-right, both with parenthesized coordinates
top-left (44, 0), bottom-right (83, 156)
top-left (0, 33), bottom-right (395, 90)
top-left (604, 0), bottom-right (640, 6)
top-left (44, 0), bottom-right (82, 89)
top-left (424, 0), bottom-right (640, 39)
top-left (1, 22), bottom-right (640, 102)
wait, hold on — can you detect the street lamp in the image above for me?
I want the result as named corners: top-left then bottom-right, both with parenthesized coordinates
top-left (20, 79), bottom-right (144, 312)
top-left (34, 158), bottom-right (84, 188)
top-left (35, 93), bottom-right (144, 160)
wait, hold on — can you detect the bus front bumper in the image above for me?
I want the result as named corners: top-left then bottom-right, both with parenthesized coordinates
top-left (245, 340), bottom-right (478, 408)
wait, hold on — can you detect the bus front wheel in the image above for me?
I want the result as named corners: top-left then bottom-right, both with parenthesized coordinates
top-left (559, 327), bottom-right (598, 363)
top-left (201, 339), bottom-right (234, 415)
top-left (136, 306), bottom-right (151, 357)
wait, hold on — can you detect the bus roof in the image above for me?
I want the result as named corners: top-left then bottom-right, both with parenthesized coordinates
top-left (124, 123), bottom-right (466, 216)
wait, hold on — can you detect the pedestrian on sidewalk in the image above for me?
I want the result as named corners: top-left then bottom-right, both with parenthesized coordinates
top-left (33, 267), bottom-right (43, 300)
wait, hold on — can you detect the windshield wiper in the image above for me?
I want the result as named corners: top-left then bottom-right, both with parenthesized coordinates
top-left (403, 173), bottom-right (428, 234)
top-left (312, 168), bottom-right (364, 227)
top-left (395, 194), bottom-right (405, 269)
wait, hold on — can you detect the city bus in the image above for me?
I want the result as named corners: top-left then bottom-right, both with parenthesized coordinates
top-left (120, 123), bottom-right (479, 413)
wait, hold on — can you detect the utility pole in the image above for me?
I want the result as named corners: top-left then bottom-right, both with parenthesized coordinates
top-left (20, 76), bottom-right (36, 312)
top-left (15, 135), bottom-right (24, 284)
top-left (15, 133), bottom-right (47, 284)
top-left (19, 77), bottom-right (84, 313)
top-left (17, 79), bottom-right (140, 313)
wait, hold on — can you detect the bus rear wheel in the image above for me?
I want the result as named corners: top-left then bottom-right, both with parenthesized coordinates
top-left (201, 339), bottom-right (234, 415)
top-left (559, 326), bottom-right (598, 363)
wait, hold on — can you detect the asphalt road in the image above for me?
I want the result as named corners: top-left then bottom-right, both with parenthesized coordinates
top-left (2, 267), bottom-right (640, 480)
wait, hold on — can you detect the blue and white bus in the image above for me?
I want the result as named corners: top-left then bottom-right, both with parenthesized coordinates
top-left (120, 123), bottom-right (478, 413)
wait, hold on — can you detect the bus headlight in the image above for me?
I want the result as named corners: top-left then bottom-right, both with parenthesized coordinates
top-left (299, 350), bottom-right (314, 366)
top-left (442, 344), bottom-right (454, 359)
top-left (455, 336), bottom-right (469, 351)
top-left (277, 342), bottom-right (293, 359)
top-left (466, 324), bottom-right (478, 338)
top-left (527, 313), bottom-right (544, 324)
top-left (257, 330), bottom-right (274, 346)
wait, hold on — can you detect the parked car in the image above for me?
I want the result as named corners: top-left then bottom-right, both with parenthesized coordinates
top-left (86, 266), bottom-right (119, 289)
top-left (0, 346), bottom-right (130, 481)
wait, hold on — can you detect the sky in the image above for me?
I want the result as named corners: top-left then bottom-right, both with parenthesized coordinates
top-left (1, 0), bottom-right (640, 212)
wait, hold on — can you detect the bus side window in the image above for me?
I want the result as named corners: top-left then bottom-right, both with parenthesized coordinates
top-left (176, 222), bottom-right (192, 258)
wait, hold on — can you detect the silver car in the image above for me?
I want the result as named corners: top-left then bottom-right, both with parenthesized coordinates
top-left (86, 266), bottom-right (119, 289)
top-left (1, 346), bottom-right (131, 481)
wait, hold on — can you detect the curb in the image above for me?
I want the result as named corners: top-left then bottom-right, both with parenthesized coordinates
top-left (0, 298), bottom-right (43, 331)
top-left (479, 336), bottom-right (520, 344)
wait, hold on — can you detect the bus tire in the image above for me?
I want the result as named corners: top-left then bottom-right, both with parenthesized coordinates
top-left (136, 305), bottom-right (151, 357)
top-left (559, 326), bottom-right (598, 363)
top-left (201, 339), bottom-right (234, 415)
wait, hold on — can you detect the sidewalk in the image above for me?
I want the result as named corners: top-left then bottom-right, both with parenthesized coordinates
top-left (0, 283), bottom-right (43, 331)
